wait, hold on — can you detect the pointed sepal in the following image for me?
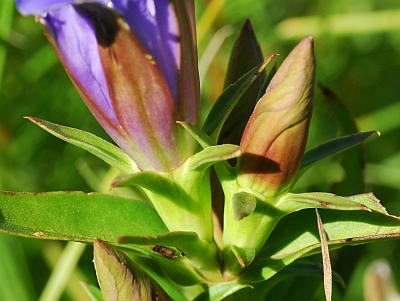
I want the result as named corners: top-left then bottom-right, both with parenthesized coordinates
top-left (26, 116), bottom-right (138, 173)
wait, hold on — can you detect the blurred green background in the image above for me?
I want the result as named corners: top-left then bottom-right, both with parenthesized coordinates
top-left (1, 0), bottom-right (400, 300)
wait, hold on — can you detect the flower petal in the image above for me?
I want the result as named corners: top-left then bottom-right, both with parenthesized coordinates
top-left (111, 0), bottom-right (180, 102)
top-left (16, 0), bottom-right (108, 15)
top-left (111, 0), bottom-right (200, 123)
top-left (43, 5), bottom-right (131, 152)
top-left (95, 12), bottom-right (179, 170)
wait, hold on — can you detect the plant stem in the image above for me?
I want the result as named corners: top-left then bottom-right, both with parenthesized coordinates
top-left (39, 242), bottom-right (86, 301)
top-left (0, 0), bottom-right (14, 90)
top-left (197, 0), bottom-right (225, 44)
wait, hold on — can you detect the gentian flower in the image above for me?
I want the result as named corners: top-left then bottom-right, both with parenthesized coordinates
top-left (16, 0), bottom-right (200, 171)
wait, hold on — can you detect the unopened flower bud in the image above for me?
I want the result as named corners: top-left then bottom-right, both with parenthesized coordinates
top-left (238, 37), bottom-right (315, 197)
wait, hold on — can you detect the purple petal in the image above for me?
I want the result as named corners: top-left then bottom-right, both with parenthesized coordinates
top-left (111, 0), bottom-right (180, 103)
top-left (45, 4), bottom-right (181, 170)
top-left (16, 0), bottom-right (108, 15)
top-left (44, 5), bottom-right (129, 147)
top-left (96, 16), bottom-right (179, 170)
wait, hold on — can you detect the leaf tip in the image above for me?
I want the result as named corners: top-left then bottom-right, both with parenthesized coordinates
top-left (24, 115), bottom-right (40, 124)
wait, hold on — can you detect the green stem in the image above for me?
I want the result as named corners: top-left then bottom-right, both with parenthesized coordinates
top-left (39, 242), bottom-right (86, 301)
top-left (0, 0), bottom-right (14, 90)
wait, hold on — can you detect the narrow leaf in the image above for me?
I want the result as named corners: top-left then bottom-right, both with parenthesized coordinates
top-left (316, 209), bottom-right (332, 301)
top-left (276, 192), bottom-right (388, 214)
top-left (178, 121), bottom-right (212, 149)
top-left (202, 54), bottom-right (276, 142)
top-left (26, 117), bottom-right (138, 173)
top-left (0, 191), bottom-right (167, 241)
top-left (186, 144), bottom-right (241, 171)
top-left (319, 84), bottom-right (365, 194)
top-left (243, 209), bottom-right (400, 283)
top-left (113, 171), bottom-right (180, 199)
top-left (301, 131), bottom-right (379, 168)
top-left (178, 122), bottom-right (238, 183)
top-left (194, 282), bottom-right (252, 301)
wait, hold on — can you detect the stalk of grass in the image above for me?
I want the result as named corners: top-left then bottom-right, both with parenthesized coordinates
top-left (0, 0), bottom-right (14, 89)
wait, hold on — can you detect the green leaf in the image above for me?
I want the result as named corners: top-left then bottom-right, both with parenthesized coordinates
top-left (125, 251), bottom-right (204, 301)
top-left (113, 171), bottom-right (181, 200)
top-left (276, 192), bottom-right (389, 214)
top-left (243, 209), bottom-right (400, 283)
top-left (202, 55), bottom-right (276, 142)
top-left (0, 191), bottom-right (167, 241)
top-left (178, 121), bottom-right (212, 149)
top-left (230, 261), bottom-right (345, 300)
top-left (80, 282), bottom-right (103, 301)
top-left (301, 131), bottom-right (378, 168)
top-left (185, 144), bottom-right (241, 171)
top-left (117, 233), bottom-right (204, 287)
top-left (178, 122), bottom-right (236, 182)
top-left (119, 231), bottom-right (214, 264)
top-left (135, 249), bottom-right (202, 287)
top-left (26, 117), bottom-right (138, 173)
top-left (318, 84), bottom-right (365, 195)
top-left (194, 282), bottom-right (252, 301)
top-left (94, 241), bottom-right (153, 301)
top-left (229, 245), bottom-right (256, 268)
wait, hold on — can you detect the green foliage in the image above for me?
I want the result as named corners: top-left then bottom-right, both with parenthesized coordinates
top-left (0, 191), bottom-right (167, 241)
top-left (202, 54), bottom-right (275, 142)
top-left (26, 117), bottom-right (138, 174)
top-left (245, 210), bottom-right (400, 283)
top-left (81, 283), bottom-right (103, 301)
top-left (301, 131), bottom-right (378, 168)
top-left (2, 0), bottom-right (400, 300)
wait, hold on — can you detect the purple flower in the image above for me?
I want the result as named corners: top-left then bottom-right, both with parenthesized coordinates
top-left (16, 0), bottom-right (200, 171)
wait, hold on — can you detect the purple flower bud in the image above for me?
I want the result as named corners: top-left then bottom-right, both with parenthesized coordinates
top-left (16, 0), bottom-right (199, 170)
top-left (238, 37), bottom-right (315, 196)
